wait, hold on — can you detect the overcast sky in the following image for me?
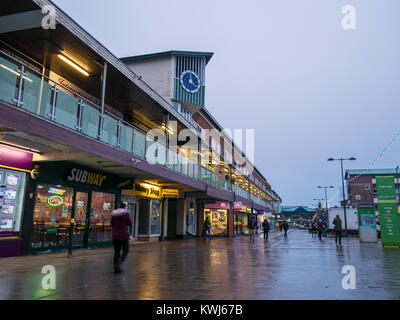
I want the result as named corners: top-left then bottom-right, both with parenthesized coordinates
top-left (53, 0), bottom-right (400, 207)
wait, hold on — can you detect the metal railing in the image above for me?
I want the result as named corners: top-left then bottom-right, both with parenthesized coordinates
top-left (0, 49), bottom-right (268, 205)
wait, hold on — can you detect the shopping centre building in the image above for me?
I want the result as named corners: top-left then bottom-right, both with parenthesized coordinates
top-left (0, 0), bottom-right (281, 258)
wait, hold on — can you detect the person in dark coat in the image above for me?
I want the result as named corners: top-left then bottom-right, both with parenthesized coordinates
top-left (262, 218), bottom-right (271, 241)
top-left (111, 202), bottom-right (132, 273)
top-left (332, 215), bottom-right (343, 245)
top-left (248, 216), bottom-right (257, 242)
top-left (203, 216), bottom-right (211, 240)
top-left (317, 219), bottom-right (325, 240)
top-left (283, 220), bottom-right (289, 238)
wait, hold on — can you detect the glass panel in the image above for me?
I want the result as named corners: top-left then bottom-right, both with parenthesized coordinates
top-left (157, 142), bottom-right (166, 166)
top-left (174, 153), bottom-right (181, 172)
top-left (73, 192), bottom-right (88, 248)
top-left (81, 102), bottom-right (100, 139)
top-left (89, 192), bottom-right (115, 244)
top-left (22, 71), bottom-right (52, 118)
top-left (193, 164), bottom-right (199, 180)
top-left (0, 56), bottom-right (18, 104)
top-left (181, 155), bottom-right (187, 175)
top-left (119, 123), bottom-right (133, 153)
top-left (134, 130), bottom-right (146, 158)
top-left (55, 89), bottom-right (79, 130)
top-left (145, 138), bottom-right (156, 163)
top-left (166, 148), bottom-right (174, 170)
top-left (102, 114), bottom-right (118, 146)
top-left (150, 199), bottom-right (161, 235)
top-left (31, 184), bottom-right (74, 250)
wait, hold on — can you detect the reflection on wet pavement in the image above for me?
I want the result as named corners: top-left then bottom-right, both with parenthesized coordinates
top-left (1, 230), bottom-right (399, 300)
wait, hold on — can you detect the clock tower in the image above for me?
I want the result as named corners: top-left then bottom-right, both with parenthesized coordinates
top-left (121, 51), bottom-right (213, 116)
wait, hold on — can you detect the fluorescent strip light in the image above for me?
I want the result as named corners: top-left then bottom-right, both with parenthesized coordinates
top-left (0, 64), bottom-right (32, 83)
top-left (58, 54), bottom-right (89, 77)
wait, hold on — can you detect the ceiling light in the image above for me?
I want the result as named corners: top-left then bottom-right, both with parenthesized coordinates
top-left (58, 54), bottom-right (89, 77)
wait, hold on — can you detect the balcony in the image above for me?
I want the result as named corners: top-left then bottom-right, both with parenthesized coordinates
top-left (0, 49), bottom-right (269, 207)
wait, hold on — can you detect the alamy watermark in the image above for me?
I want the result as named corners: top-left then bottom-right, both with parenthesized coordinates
top-left (144, 122), bottom-right (255, 176)
top-left (41, 5), bottom-right (57, 30)
top-left (342, 5), bottom-right (356, 30)
top-left (41, 265), bottom-right (56, 290)
top-left (341, 265), bottom-right (356, 290)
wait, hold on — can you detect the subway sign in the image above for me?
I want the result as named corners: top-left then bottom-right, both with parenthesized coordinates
top-left (67, 168), bottom-right (107, 187)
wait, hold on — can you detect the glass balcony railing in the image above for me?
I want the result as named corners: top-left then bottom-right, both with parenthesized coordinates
top-left (0, 50), bottom-right (269, 207)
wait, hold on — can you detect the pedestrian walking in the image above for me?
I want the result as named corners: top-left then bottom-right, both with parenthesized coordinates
top-left (203, 216), bottom-right (211, 240)
top-left (332, 214), bottom-right (343, 245)
top-left (311, 222), bottom-right (317, 238)
top-left (262, 218), bottom-right (270, 241)
top-left (248, 216), bottom-right (257, 242)
top-left (111, 202), bottom-right (132, 274)
top-left (279, 222), bottom-right (283, 232)
top-left (317, 219), bottom-right (325, 240)
top-left (283, 220), bottom-right (289, 238)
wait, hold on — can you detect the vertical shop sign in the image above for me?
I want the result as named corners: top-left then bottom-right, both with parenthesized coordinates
top-left (357, 204), bottom-right (377, 243)
top-left (376, 176), bottom-right (400, 247)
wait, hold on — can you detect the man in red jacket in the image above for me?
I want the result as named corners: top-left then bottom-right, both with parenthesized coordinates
top-left (111, 202), bottom-right (132, 273)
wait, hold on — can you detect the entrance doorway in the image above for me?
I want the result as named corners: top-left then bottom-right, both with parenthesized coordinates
top-left (138, 199), bottom-right (150, 235)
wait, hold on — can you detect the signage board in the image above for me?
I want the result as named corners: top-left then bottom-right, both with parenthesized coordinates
top-left (196, 198), bottom-right (216, 205)
top-left (0, 144), bottom-right (33, 171)
top-left (376, 176), bottom-right (400, 247)
top-left (205, 201), bottom-right (230, 210)
top-left (162, 189), bottom-right (179, 198)
top-left (123, 182), bottom-right (162, 199)
top-left (233, 202), bottom-right (242, 210)
top-left (357, 204), bottom-right (377, 243)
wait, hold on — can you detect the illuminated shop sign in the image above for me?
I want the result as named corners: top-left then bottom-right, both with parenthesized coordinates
top-left (67, 168), bottom-right (107, 187)
top-left (234, 202), bottom-right (242, 210)
top-left (123, 182), bottom-right (162, 199)
top-left (162, 189), bottom-right (179, 198)
top-left (47, 187), bottom-right (66, 195)
top-left (47, 195), bottom-right (63, 207)
top-left (205, 202), bottom-right (231, 210)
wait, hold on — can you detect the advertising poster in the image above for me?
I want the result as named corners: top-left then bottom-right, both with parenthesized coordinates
top-left (357, 204), bottom-right (377, 242)
top-left (376, 176), bottom-right (400, 247)
top-left (204, 209), bottom-right (227, 236)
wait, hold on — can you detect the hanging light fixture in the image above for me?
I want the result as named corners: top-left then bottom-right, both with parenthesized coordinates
top-left (58, 53), bottom-right (89, 77)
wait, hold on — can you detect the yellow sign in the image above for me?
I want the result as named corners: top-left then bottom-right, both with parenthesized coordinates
top-left (123, 183), bottom-right (162, 199)
top-left (162, 189), bottom-right (179, 198)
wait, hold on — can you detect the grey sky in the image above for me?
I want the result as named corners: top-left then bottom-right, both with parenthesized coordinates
top-left (53, 0), bottom-right (400, 207)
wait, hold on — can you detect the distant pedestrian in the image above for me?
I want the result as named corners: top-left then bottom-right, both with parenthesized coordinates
top-left (248, 216), bottom-right (257, 242)
top-left (317, 220), bottom-right (325, 240)
top-left (279, 222), bottom-right (283, 232)
top-left (111, 202), bottom-right (132, 274)
top-left (283, 220), bottom-right (289, 238)
top-left (262, 218), bottom-right (270, 241)
top-left (311, 222), bottom-right (317, 238)
top-left (203, 217), bottom-right (211, 240)
top-left (332, 215), bottom-right (343, 245)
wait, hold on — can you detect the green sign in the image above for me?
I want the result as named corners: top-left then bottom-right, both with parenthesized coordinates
top-left (46, 227), bottom-right (58, 235)
top-left (196, 198), bottom-right (216, 205)
top-left (376, 176), bottom-right (400, 247)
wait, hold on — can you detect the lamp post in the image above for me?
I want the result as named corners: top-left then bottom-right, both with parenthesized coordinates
top-left (317, 186), bottom-right (334, 217)
top-left (327, 157), bottom-right (356, 236)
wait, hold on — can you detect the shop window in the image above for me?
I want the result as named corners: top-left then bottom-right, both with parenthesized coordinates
top-left (89, 192), bottom-right (115, 243)
top-left (32, 184), bottom-right (74, 249)
top-left (364, 185), bottom-right (370, 191)
top-left (0, 170), bottom-right (27, 235)
top-left (204, 209), bottom-right (227, 236)
top-left (151, 199), bottom-right (161, 235)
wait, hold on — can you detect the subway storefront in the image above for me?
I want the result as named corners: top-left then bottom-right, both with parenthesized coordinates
top-left (204, 202), bottom-right (230, 237)
top-left (27, 162), bottom-right (119, 254)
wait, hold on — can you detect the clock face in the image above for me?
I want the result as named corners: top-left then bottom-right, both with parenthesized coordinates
top-left (180, 70), bottom-right (200, 93)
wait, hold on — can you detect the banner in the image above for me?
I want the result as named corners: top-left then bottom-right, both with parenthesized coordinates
top-left (376, 176), bottom-right (400, 247)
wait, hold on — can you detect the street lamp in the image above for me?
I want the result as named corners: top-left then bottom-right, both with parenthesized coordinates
top-left (327, 157), bottom-right (356, 235)
top-left (317, 186), bottom-right (334, 217)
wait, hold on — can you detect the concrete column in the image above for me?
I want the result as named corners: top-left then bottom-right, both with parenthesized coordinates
top-left (228, 206), bottom-right (234, 238)
top-left (161, 198), bottom-right (168, 240)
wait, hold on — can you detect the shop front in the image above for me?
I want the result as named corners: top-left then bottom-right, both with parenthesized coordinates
top-left (204, 201), bottom-right (230, 237)
top-left (234, 203), bottom-right (251, 236)
top-left (0, 144), bottom-right (32, 258)
top-left (29, 162), bottom-right (119, 253)
top-left (122, 182), bottom-right (163, 242)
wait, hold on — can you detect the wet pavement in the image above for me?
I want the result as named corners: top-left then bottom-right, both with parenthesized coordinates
top-left (1, 229), bottom-right (400, 300)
